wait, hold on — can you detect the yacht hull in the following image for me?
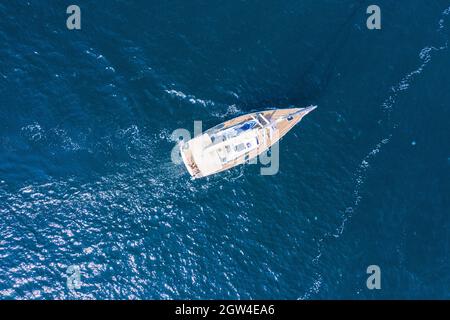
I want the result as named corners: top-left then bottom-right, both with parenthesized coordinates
top-left (180, 106), bottom-right (316, 178)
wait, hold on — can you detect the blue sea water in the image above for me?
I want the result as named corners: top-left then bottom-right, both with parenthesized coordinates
top-left (0, 0), bottom-right (450, 299)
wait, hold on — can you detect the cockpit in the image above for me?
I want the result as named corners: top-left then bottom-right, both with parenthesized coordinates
top-left (206, 119), bottom-right (262, 164)
top-left (210, 119), bottom-right (260, 144)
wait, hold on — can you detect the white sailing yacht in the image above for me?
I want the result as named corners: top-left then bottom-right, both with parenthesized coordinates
top-left (180, 106), bottom-right (317, 178)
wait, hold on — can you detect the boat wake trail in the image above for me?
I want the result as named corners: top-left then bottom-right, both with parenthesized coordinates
top-left (301, 5), bottom-right (450, 299)
top-left (164, 87), bottom-right (243, 119)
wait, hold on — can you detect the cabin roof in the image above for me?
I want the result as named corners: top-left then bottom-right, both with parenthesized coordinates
top-left (189, 134), bottom-right (223, 176)
top-left (189, 128), bottom-right (260, 176)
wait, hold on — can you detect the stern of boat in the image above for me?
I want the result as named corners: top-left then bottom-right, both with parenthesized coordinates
top-left (179, 142), bottom-right (202, 178)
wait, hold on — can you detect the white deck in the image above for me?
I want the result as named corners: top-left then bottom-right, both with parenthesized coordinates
top-left (189, 134), bottom-right (222, 176)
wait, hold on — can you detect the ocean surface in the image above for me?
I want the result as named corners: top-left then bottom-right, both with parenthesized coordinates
top-left (1, 0), bottom-right (449, 299)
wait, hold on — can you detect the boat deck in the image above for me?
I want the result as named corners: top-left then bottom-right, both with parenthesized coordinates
top-left (180, 107), bottom-right (316, 178)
